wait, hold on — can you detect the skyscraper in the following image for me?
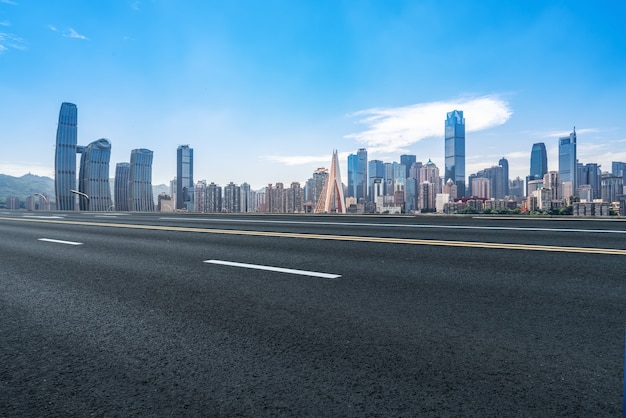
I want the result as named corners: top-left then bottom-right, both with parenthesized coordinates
top-left (543, 171), bottom-right (561, 201)
top-left (498, 157), bottom-right (510, 197)
top-left (129, 148), bottom-right (155, 212)
top-left (579, 163), bottom-right (602, 200)
top-left (420, 159), bottom-right (441, 193)
top-left (347, 153), bottom-right (357, 199)
top-left (368, 159), bottom-right (384, 201)
top-left (471, 177), bottom-right (491, 199)
top-left (612, 161), bottom-right (626, 194)
top-left (355, 148), bottom-right (368, 201)
top-left (223, 182), bottom-right (241, 213)
top-left (286, 182), bottom-right (304, 213)
top-left (529, 143), bottom-right (548, 180)
top-left (419, 182), bottom-right (436, 211)
top-left (612, 161), bottom-right (626, 178)
top-left (240, 182), bottom-right (252, 213)
top-left (400, 155), bottom-right (416, 179)
top-left (54, 102), bottom-right (78, 210)
top-left (444, 110), bottom-right (466, 197)
top-left (601, 174), bottom-right (623, 203)
top-left (527, 142), bottom-right (548, 196)
top-left (194, 180), bottom-right (207, 213)
top-left (206, 182), bottom-right (222, 213)
top-left (176, 145), bottom-right (194, 211)
top-left (469, 165), bottom-right (505, 199)
top-left (383, 162), bottom-right (394, 196)
top-left (559, 128), bottom-right (577, 197)
top-left (114, 163), bottom-right (130, 211)
top-left (78, 138), bottom-right (113, 211)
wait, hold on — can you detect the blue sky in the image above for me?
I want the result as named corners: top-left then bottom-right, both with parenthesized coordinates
top-left (1, 0), bottom-right (625, 189)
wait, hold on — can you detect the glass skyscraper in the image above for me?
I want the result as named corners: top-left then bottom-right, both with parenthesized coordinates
top-left (400, 155), bottom-right (416, 179)
top-left (78, 138), bottom-right (113, 211)
top-left (357, 148), bottom-right (367, 201)
top-left (527, 142), bottom-right (548, 197)
top-left (114, 163), bottom-right (130, 211)
top-left (612, 161), bottom-right (626, 185)
top-left (444, 110), bottom-right (466, 197)
top-left (347, 148), bottom-right (368, 201)
top-left (54, 102), bottom-right (78, 210)
top-left (129, 149), bottom-right (155, 212)
top-left (559, 128), bottom-right (577, 196)
top-left (347, 154), bottom-right (358, 199)
top-left (368, 159), bottom-right (384, 201)
top-left (529, 143), bottom-right (548, 180)
top-left (498, 157), bottom-right (510, 197)
top-left (176, 145), bottom-right (194, 211)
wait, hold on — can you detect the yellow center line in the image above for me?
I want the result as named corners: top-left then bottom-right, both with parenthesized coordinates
top-left (2, 216), bottom-right (626, 255)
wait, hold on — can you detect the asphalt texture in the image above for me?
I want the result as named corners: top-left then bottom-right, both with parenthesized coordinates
top-left (0, 212), bottom-right (624, 416)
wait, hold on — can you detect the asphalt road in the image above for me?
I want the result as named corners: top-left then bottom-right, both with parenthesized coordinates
top-left (1, 212), bottom-right (625, 416)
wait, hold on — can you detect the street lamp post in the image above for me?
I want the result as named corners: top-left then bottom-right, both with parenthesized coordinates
top-left (34, 193), bottom-right (49, 211)
top-left (70, 189), bottom-right (90, 211)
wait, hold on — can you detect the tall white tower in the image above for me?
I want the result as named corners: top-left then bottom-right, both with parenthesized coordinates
top-left (315, 150), bottom-right (346, 214)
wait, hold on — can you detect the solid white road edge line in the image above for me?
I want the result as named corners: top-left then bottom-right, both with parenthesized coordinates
top-left (38, 238), bottom-right (83, 246)
top-left (204, 259), bottom-right (341, 279)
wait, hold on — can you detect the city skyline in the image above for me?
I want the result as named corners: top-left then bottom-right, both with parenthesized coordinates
top-left (2, 1), bottom-right (626, 189)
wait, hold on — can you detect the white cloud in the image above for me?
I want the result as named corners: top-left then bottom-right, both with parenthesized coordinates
top-left (64, 28), bottom-right (87, 40)
top-left (265, 154), bottom-right (329, 166)
top-left (0, 32), bottom-right (27, 52)
top-left (0, 0), bottom-right (17, 5)
top-left (0, 21), bottom-right (10, 27)
top-left (131, 1), bottom-right (141, 11)
top-left (345, 95), bottom-right (512, 154)
top-left (263, 95), bottom-right (512, 170)
top-left (526, 128), bottom-right (598, 139)
top-left (265, 152), bottom-right (351, 166)
top-left (48, 24), bottom-right (57, 31)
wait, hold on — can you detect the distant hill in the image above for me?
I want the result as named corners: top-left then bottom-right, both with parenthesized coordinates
top-left (152, 183), bottom-right (170, 197)
top-left (0, 174), bottom-right (55, 203)
top-left (0, 173), bottom-right (170, 206)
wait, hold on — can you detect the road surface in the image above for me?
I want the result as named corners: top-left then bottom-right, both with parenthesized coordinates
top-left (1, 212), bottom-right (624, 416)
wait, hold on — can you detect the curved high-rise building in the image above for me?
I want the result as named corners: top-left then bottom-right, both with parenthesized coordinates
top-left (129, 149), bottom-right (155, 212)
top-left (78, 138), bottom-right (113, 211)
top-left (529, 143), bottom-right (548, 180)
top-left (445, 110), bottom-right (466, 197)
top-left (55, 102), bottom-right (78, 210)
top-left (114, 162), bottom-right (130, 211)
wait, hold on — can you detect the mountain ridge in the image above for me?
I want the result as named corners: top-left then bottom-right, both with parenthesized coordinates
top-left (0, 173), bottom-right (169, 206)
